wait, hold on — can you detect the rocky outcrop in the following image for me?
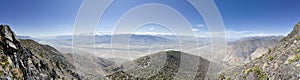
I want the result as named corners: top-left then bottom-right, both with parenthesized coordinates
top-left (220, 22), bottom-right (300, 80)
top-left (0, 25), bottom-right (80, 79)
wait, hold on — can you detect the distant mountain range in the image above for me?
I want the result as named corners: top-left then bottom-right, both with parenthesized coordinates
top-left (34, 33), bottom-right (211, 44)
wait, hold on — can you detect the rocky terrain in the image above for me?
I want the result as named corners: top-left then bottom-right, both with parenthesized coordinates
top-left (220, 22), bottom-right (300, 80)
top-left (225, 36), bottom-right (284, 65)
top-left (0, 25), bottom-right (81, 79)
top-left (104, 50), bottom-right (210, 80)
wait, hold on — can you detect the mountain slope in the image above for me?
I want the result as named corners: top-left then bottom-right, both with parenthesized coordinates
top-left (225, 36), bottom-right (283, 65)
top-left (220, 22), bottom-right (300, 80)
top-left (69, 53), bottom-right (116, 79)
top-left (20, 39), bottom-right (81, 79)
top-left (105, 50), bottom-right (210, 80)
top-left (0, 25), bottom-right (80, 79)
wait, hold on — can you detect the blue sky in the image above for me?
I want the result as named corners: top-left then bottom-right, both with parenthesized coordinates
top-left (0, 0), bottom-right (300, 38)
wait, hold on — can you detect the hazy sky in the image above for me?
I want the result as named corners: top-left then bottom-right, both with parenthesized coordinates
top-left (0, 0), bottom-right (300, 38)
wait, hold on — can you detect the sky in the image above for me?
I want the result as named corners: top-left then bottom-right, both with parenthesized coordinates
top-left (0, 0), bottom-right (300, 38)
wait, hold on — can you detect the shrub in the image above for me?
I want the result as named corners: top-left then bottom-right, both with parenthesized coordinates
top-left (0, 55), bottom-right (9, 66)
top-left (242, 75), bottom-right (247, 79)
top-left (243, 65), bottom-right (268, 80)
top-left (1, 28), bottom-right (5, 33)
top-left (218, 74), bottom-right (225, 79)
top-left (0, 70), bottom-right (3, 76)
top-left (288, 54), bottom-right (300, 64)
top-left (252, 65), bottom-right (268, 80)
top-left (268, 56), bottom-right (273, 61)
top-left (267, 49), bottom-right (272, 53)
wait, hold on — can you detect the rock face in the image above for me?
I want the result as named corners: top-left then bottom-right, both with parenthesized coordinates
top-left (105, 50), bottom-right (210, 80)
top-left (0, 25), bottom-right (80, 79)
top-left (225, 36), bottom-right (284, 65)
top-left (220, 22), bottom-right (300, 80)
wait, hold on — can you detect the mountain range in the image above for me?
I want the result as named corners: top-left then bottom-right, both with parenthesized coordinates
top-left (1, 21), bottom-right (300, 79)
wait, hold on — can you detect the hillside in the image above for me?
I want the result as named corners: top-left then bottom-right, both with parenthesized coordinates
top-left (225, 36), bottom-right (284, 65)
top-left (220, 22), bottom-right (300, 80)
top-left (105, 50), bottom-right (210, 80)
top-left (16, 29), bottom-right (115, 79)
top-left (0, 25), bottom-right (80, 79)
